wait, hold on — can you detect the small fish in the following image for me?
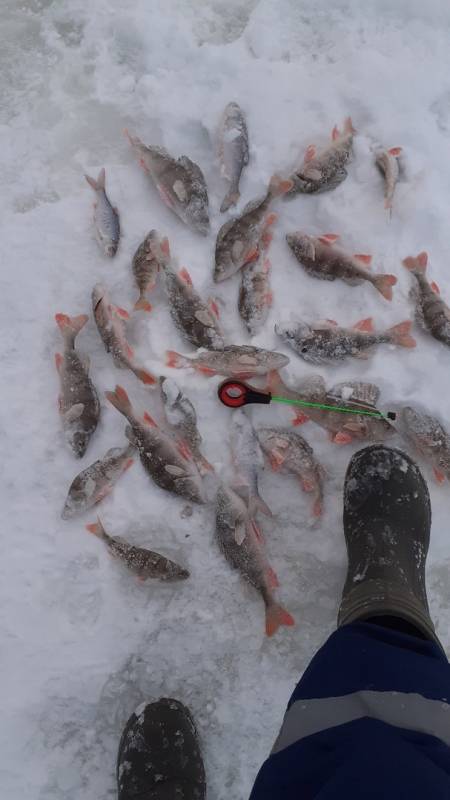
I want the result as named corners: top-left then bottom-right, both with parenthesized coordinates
top-left (214, 174), bottom-right (293, 282)
top-left (106, 385), bottom-right (205, 504)
top-left (92, 284), bottom-right (156, 385)
top-left (85, 168), bottom-right (120, 257)
top-left (257, 428), bottom-right (324, 517)
top-left (287, 117), bottom-right (355, 196)
top-left (400, 406), bottom-right (450, 484)
top-left (230, 409), bottom-right (272, 517)
top-left (376, 146), bottom-right (402, 210)
top-left (402, 251), bottom-right (450, 347)
top-left (286, 232), bottom-right (397, 301)
top-left (275, 317), bottom-right (416, 364)
top-left (55, 313), bottom-right (100, 458)
top-left (61, 444), bottom-right (135, 519)
top-left (86, 518), bottom-right (189, 580)
top-left (125, 130), bottom-right (209, 235)
top-left (132, 230), bottom-right (164, 312)
top-left (159, 376), bottom-right (213, 476)
top-left (267, 371), bottom-right (394, 445)
top-left (219, 101), bottom-right (249, 212)
top-left (166, 344), bottom-right (289, 378)
top-left (215, 484), bottom-right (294, 637)
top-left (239, 254), bottom-right (273, 335)
top-left (159, 239), bottom-right (225, 350)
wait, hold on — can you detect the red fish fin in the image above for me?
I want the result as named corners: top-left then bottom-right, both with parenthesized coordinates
top-left (134, 297), bottom-right (153, 312)
top-left (263, 258), bottom-right (271, 273)
top-left (300, 478), bottom-right (315, 493)
top-left (197, 365), bottom-right (217, 376)
top-left (260, 230), bottom-right (273, 249)
top-left (353, 317), bottom-right (374, 333)
top-left (402, 251), bottom-right (428, 273)
top-left (179, 267), bottom-right (193, 286)
top-left (55, 313), bottom-right (88, 337)
top-left (265, 212), bottom-right (278, 226)
top-left (55, 353), bottom-right (63, 372)
top-left (124, 458), bottom-right (134, 470)
top-left (312, 498), bottom-right (323, 517)
top-left (318, 233), bottom-right (339, 245)
top-left (344, 117), bottom-right (356, 134)
top-left (387, 320), bottom-right (416, 348)
top-left (389, 147), bottom-right (402, 156)
top-left (125, 344), bottom-right (135, 360)
top-left (304, 144), bottom-right (316, 163)
top-left (266, 565), bottom-right (279, 590)
top-left (431, 281), bottom-right (440, 295)
top-left (177, 440), bottom-right (192, 460)
top-left (265, 369), bottom-right (282, 394)
top-left (197, 454), bottom-right (214, 475)
top-left (105, 385), bottom-right (133, 417)
top-left (265, 603), bottom-right (295, 637)
top-left (334, 431), bottom-right (353, 444)
top-left (135, 368), bottom-right (157, 385)
top-left (331, 124), bottom-right (340, 141)
top-left (166, 350), bottom-right (186, 368)
top-left (243, 245), bottom-right (259, 264)
top-left (208, 298), bottom-right (220, 318)
top-left (114, 305), bottom-right (130, 320)
top-left (86, 517), bottom-right (105, 537)
top-left (434, 467), bottom-right (446, 484)
top-left (268, 449), bottom-right (286, 470)
top-left (160, 237), bottom-right (170, 258)
top-left (292, 411), bottom-right (309, 426)
top-left (374, 274), bottom-right (397, 301)
top-left (268, 174), bottom-right (294, 197)
top-left (354, 254), bottom-right (372, 267)
top-left (143, 411), bottom-right (158, 427)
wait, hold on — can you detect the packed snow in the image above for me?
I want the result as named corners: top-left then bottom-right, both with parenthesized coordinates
top-left (3, 0), bottom-right (450, 797)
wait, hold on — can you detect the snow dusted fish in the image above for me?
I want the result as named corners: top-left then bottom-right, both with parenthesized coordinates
top-left (230, 410), bottom-right (272, 516)
top-left (376, 146), bottom-right (402, 210)
top-left (287, 117), bottom-right (355, 196)
top-left (275, 317), bottom-right (416, 364)
top-left (125, 130), bottom-right (209, 235)
top-left (257, 428), bottom-right (324, 517)
top-left (106, 385), bottom-right (205, 504)
top-left (132, 230), bottom-right (164, 312)
top-left (159, 376), bottom-right (213, 476)
top-left (400, 406), bottom-right (450, 484)
top-left (92, 284), bottom-right (156, 385)
top-left (267, 371), bottom-right (394, 445)
top-left (159, 239), bottom-right (225, 350)
top-left (219, 101), bottom-right (249, 212)
top-left (286, 232), bottom-right (397, 301)
top-left (85, 168), bottom-right (120, 257)
top-left (55, 313), bottom-right (100, 458)
top-left (62, 444), bottom-right (135, 519)
top-left (166, 344), bottom-right (289, 378)
top-left (86, 518), bottom-right (189, 581)
top-left (239, 254), bottom-right (272, 335)
top-left (214, 174), bottom-right (293, 282)
top-left (215, 484), bottom-right (294, 637)
top-left (403, 251), bottom-right (450, 347)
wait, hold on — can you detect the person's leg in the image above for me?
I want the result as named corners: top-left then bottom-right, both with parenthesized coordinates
top-left (250, 445), bottom-right (450, 799)
top-left (117, 698), bottom-right (206, 799)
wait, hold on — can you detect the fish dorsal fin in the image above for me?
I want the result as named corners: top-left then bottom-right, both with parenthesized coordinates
top-left (216, 216), bottom-right (238, 244)
top-left (330, 380), bottom-right (380, 407)
top-left (177, 155), bottom-right (206, 184)
top-left (297, 374), bottom-right (326, 399)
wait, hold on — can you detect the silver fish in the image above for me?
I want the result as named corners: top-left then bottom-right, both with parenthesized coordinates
top-left (215, 483), bottom-right (294, 637)
top-left (230, 409), bottom-right (272, 516)
top-left (214, 174), bottom-right (293, 282)
top-left (166, 344), bottom-right (289, 378)
top-left (287, 117), bottom-right (355, 196)
top-left (159, 376), bottom-right (213, 476)
top-left (92, 284), bottom-right (156, 385)
top-left (62, 444), bottom-right (135, 519)
top-left (376, 146), bottom-right (402, 210)
top-left (159, 239), bottom-right (225, 350)
top-left (85, 168), bottom-right (120, 256)
top-left (400, 406), bottom-right (450, 484)
top-left (286, 232), bottom-right (397, 301)
top-left (132, 230), bottom-right (164, 312)
top-left (275, 317), bottom-right (415, 364)
top-left (267, 371), bottom-right (394, 445)
top-left (219, 101), bottom-right (249, 212)
top-left (125, 130), bottom-right (209, 235)
top-left (86, 518), bottom-right (189, 580)
top-left (238, 253), bottom-right (272, 335)
top-left (106, 385), bottom-right (205, 504)
top-left (403, 251), bottom-right (450, 347)
top-left (55, 313), bottom-right (100, 458)
top-left (257, 428), bottom-right (324, 517)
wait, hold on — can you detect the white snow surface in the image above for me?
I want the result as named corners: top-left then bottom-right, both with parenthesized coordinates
top-left (3, 0), bottom-right (450, 797)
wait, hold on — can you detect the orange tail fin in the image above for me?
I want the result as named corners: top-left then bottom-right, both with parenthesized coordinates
top-left (166, 350), bottom-right (187, 368)
top-left (268, 174), bottom-right (294, 197)
top-left (86, 517), bottom-right (105, 538)
top-left (55, 313), bottom-right (88, 341)
top-left (265, 602), bottom-right (295, 637)
top-left (387, 320), bottom-right (416, 348)
top-left (105, 385), bottom-right (133, 418)
top-left (373, 274), bottom-right (397, 301)
top-left (134, 297), bottom-right (153, 312)
top-left (402, 251), bottom-right (428, 274)
top-left (133, 368), bottom-right (157, 385)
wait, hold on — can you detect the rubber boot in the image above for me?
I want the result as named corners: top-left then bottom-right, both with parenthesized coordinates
top-left (117, 698), bottom-right (206, 800)
top-left (338, 444), bottom-right (442, 649)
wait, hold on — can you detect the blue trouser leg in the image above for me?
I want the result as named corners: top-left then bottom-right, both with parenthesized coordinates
top-left (250, 622), bottom-right (450, 799)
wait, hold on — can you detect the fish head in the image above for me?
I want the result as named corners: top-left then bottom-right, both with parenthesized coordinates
top-left (186, 200), bottom-right (210, 236)
top-left (105, 242), bottom-right (119, 257)
top-left (69, 430), bottom-right (90, 458)
top-left (286, 232), bottom-right (315, 259)
top-left (92, 282), bottom-right (107, 311)
top-left (275, 322), bottom-right (320, 364)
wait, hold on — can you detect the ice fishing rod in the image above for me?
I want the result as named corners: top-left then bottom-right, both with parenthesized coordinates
top-left (217, 379), bottom-right (397, 421)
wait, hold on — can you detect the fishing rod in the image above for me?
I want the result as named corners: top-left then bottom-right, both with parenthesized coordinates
top-left (217, 379), bottom-right (397, 421)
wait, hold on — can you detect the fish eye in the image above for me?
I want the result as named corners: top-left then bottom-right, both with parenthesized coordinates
top-left (301, 346), bottom-right (308, 353)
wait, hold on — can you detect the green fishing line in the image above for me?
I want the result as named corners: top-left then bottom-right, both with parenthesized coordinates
top-left (271, 395), bottom-right (388, 420)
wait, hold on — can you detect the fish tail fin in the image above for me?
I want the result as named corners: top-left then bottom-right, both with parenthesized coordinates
top-left (249, 493), bottom-right (273, 517)
top-left (265, 601), bottom-right (295, 637)
top-left (312, 496), bottom-right (323, 517)
top-left (268, 174), bottom-right (295, 198)
top-left (134, 296), bottom-right (153, 312)
top-left (123, 128), bottom-right (140, 148)
top-left (402, 251), bottom-right (428, 274)
top-left (220, 189), bottom-right (240, 213)
top-left (105, 385), bottom-right (134, 419)
top-left (387, 320), bottom-right (416, 348)
top-left (55, 313), bottom-right (88, 343)
top-left (197, 454), bottom-right (215, 475)
top-left (133, 367), bottom-right (157, 385)
top-left (85, 167), bottom-right (105, 191)
top-left (166, 350), bottom-right (187, 369)
top-left (373, 274), bottom-right (397, 301)
top-left (86, 517), bottom-right (105, 538)
top-left (344, 116), bottom-right (356, 135)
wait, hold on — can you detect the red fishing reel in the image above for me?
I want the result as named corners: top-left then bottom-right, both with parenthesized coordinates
top-left (218, 379), bottom-right (272, 408)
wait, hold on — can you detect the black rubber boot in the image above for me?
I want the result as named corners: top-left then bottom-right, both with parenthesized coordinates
top-left (117, 698), bottom-right (206, 800)
top-left (338, 445), bottom-right (442, 649)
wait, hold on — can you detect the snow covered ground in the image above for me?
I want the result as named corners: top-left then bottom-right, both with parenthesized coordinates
top-left (3, 0), bottom-right (450, 796)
